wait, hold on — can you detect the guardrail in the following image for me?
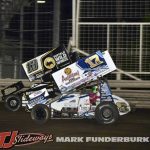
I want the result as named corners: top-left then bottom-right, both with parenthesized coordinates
top-left (110, 80), bottom-right (150, 108)
top-left (0, 79), bottom-right (150, 108)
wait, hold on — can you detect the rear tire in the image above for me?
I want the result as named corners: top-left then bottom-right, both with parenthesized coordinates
top-left (95, 101), bottom-right (119, 124)
top-left (4, 94), bottom-right (22, 112)
top-left (31, 104), bottom-right (50, 124)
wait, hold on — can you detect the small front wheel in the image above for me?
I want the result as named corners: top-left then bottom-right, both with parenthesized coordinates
top-left (31, 104), bottom-right (50, 124)
top-left (95, 102), bottom-right (119, 124)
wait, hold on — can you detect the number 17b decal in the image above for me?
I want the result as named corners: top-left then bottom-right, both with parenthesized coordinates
top-left (77, 51), bottom-right (107, 70)
top-left (85, 54), bottom-right (104, 68)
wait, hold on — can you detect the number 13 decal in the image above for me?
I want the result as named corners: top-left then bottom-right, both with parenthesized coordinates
top-left (85, 54), bottom-right (104, 68)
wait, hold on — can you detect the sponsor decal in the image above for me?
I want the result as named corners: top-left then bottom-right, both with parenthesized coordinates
top-left (28, 92), bottom-right (48, 108)
top-left (62, 70), bottom-right (80, 85)
top-left (64, 67), bottom-right (72, 75)
top-left (28, 93), bottom-right (45, 105)
top-left (31, 90), bottom-right (43, 97)
top-left (44, 57), bottom-right (56, 70)
top-left (0, 131), bottom-right (53, 149)
top-left (53, 51), bottom-right (69, 65)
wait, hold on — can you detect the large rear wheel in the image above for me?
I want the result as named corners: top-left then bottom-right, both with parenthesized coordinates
top-left (31, 104), bottom-right (50, 124)
top-left (95, 101), bottom-right (119, 124)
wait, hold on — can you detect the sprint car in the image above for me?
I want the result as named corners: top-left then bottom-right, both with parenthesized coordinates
top-left (1, 45), bottom-right (131, 124)
top-left (29, 77), bottom-right (131, 124)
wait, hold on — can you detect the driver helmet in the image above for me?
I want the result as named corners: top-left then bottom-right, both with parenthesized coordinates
top-left (92, 86), bottom-right (98, 93)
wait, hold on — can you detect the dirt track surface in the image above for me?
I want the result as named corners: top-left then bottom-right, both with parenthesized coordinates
top-left (0, 104), bottom-right (150, 150)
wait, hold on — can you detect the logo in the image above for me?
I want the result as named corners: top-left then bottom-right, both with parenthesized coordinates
top-left (64, 68), bottom-right (72, 75)
top-left (62, 71), bottom-right (80, 84)
top-left (0, 131), bottom-right (18, 149)
top-left (0, 131), bottom-right (53, 149)
top-left (44, 57), bottom-right (56, 69)
top-left (53, 51), bottom-right (69, 65)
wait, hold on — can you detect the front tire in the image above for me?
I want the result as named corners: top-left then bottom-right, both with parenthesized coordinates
top-left (4, 94), bottom-right (22, 112)
top-left (95, 101), bottom-right (119, 124)
top-left (31, 104), bottom-right (50, 124)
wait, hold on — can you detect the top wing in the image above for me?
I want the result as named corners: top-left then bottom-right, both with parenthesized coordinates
top-left (52, 50), bottom-right (116, 93)
top-left (22, 45), bottom-right (71, 81)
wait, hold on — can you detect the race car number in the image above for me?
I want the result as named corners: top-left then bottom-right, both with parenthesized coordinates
top-left (26, 59), bottom-right (38, 74)
top-left (84, 54), bottom-right (104, 68)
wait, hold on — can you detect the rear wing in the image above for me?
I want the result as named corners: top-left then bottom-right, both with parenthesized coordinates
top-left (22, 45), bottom-right (71, 81)
top-left (52, 50), bottom-right (116, 93)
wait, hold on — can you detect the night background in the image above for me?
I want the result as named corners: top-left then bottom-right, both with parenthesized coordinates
top-left (0, 2), bottom-right (150, 150)
top-left (0, 0), bottom-right (150, 79)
